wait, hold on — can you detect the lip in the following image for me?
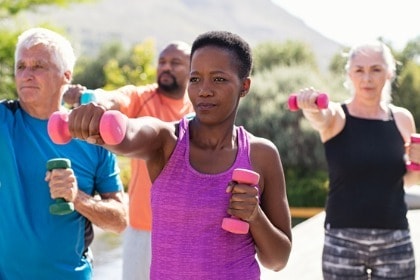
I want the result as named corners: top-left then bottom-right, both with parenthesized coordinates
top-left (19, 84), bottom-right (39, 89)
top-left (196, 102), bottom-right (216, 111)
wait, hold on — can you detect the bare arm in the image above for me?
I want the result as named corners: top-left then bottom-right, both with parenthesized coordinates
top-left (392, 105), bottom-right (420, 187)
top-left (297, 89), bottom-right (344, 142)
top-left (68, 103), bottom-right (177, 177)
top-left (229, 138), bottom-right (292, 271)
top-left (74, 190), bottom-right (127, 234)
top-left (62, 84), bottom-right (135, 112)
top-left (45, 168), bottom-right (127, 234)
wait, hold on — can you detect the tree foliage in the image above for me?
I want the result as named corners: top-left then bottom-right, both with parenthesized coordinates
top-left (252, 40), bottom-right (317, 73)
top-left (0, 0), bottom-right (91, 99)
top-left (72, 39), bottom-right (156, 90)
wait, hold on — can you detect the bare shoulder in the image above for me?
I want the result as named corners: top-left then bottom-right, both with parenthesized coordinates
top-left (247, 132), bottom-right (282, 172)
top-left (390, 104), bottom-right (416, 141)
top-left (391, 104), bottom-right (414, 118)
top-left (248, 133), bottom-right (279, 156)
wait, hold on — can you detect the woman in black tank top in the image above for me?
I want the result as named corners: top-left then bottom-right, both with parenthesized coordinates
top-left (294, 41), bottom-right (419, 279)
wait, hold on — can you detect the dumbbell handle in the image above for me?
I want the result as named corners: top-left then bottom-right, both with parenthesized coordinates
top-left (48, 110), bottom-right (127, 145)
top-left (407, 134), bottom-right (420, 171)
top-left (221, 168), bottom-right (260, 234)
top-left (80, 90), bottom-right (96, 104)
top-left (288, 93), bottom-right (329, 111)
top-left (46, 158), bottom-right (74, 215)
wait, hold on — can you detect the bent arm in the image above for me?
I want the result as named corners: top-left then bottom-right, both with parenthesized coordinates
top-left (248, 139), bottom-right (292, 271)
top-left (394, 106), bottom-right (420, 187)
top-left (74, 190), bottom-right (128, 234)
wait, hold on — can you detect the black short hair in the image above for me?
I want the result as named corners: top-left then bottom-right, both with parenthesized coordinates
top-left (191, 31), bottom-right (252, 79)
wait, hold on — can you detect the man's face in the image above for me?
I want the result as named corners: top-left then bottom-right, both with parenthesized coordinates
top-left (157, 46), bottom-right (190, 93)
top-left (15, 44), bottom-right (67, 107)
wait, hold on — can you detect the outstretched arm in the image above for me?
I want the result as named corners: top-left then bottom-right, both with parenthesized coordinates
top-left (296, 88), bottom-right (344, 143)
top-left (67, 103), bottom-right (177, 164)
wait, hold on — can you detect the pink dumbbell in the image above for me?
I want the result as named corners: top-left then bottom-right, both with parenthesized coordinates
top-left (407, 134), bottom-right (420, 171)
top-left (222, 168), bottom-right (260, 234)
top-left (287, 93), bottom-right (329, 111)
top-left (48, 110), bottom-right (127, 145)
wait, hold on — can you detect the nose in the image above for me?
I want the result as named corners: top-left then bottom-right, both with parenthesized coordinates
top-left (199, 87), bottom-right (213, 97)
top-left (361, 72), bottom-right (372, 81)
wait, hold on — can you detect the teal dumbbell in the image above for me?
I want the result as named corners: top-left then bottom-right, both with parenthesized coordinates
top-left (46, 158), bottom-right (74, 215)
top-left (80, 89), bottom-right (97, 104)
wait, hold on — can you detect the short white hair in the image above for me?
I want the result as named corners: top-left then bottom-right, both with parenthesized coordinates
top-left (15, 27), bottom-right (76, 75)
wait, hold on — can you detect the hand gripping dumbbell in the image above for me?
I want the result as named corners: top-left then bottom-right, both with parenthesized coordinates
top-left (287, 93), bottom-right (329, 111)
top-left (222, 168), bottom-right (260, 234)
top-left (407, 134), bottom-right (420, 171)
top-left (46, 158), bottom-right (74, 215)
top-left (47, 110), bottom-right (127, 145)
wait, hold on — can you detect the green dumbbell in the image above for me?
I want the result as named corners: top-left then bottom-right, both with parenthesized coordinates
top-left (46, 158), bottom-right (75, 215)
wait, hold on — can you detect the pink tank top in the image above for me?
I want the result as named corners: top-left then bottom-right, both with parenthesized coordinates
top-left (150, 117), bottom-right (260, 279)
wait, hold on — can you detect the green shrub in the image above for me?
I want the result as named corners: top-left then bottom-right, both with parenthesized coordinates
top-left (285, 168), bottom-right (328, 207)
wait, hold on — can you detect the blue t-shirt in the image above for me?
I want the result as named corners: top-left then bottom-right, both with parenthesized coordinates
top-left (0, 100), bottom-right (123, 279)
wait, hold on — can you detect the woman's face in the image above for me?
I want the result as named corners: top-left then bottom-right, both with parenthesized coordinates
top-left (188, 46), bottom-right (248, 125)
top-left (348, 49), bottom-right (390, 100)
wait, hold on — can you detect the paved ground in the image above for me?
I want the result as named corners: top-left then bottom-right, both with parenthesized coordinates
top-left (93, 187), bottom-right (420, 279)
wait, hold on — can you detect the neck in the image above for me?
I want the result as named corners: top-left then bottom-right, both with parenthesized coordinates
top-left (189, 119), bottom-right (236, 150)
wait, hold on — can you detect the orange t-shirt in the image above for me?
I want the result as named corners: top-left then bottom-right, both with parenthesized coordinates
top-left (118, 84), bottom-right (194, 230)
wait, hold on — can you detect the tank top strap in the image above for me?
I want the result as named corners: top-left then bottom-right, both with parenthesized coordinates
top-left (342, 103), bottom-right (395, 120)
top-left (341, 103), bottom-right (349, 116)
top-left (234, 125), bottom-right (252, 168)
top-left (178, 116), bottom-right (189, 140)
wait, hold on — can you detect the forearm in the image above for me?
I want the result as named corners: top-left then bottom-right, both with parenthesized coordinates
top-left (73, 190), bottom-right (128, 234)
top-left (249, 208), bottom-right (292, 271)
top-left (95, 89), bottom-right (128, 112)
top-left (302, 107), bottom-right (331, 132)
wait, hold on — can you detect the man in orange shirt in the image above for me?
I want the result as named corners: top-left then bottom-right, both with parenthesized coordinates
top-left (64, 41), bottom-right (193, 280)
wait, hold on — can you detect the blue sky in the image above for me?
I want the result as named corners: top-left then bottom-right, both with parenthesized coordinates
top-left (272, 0), bottom-right (419, 51)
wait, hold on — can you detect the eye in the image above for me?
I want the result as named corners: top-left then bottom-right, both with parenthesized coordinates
top-left (189, 77), bottom-right (199, 83)
top-left (214, 77), bottom-right (226, 82)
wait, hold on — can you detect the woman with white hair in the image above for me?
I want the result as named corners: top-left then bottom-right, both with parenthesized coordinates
top-left (294, 41), bottom-right (417, 279)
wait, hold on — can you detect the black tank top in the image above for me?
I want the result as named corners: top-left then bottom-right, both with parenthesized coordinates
top-left (324, 104), bottom-right (408, 229)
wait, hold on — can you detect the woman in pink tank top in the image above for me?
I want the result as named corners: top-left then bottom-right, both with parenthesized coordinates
top-left (67, 30), bottom-right (292, 279)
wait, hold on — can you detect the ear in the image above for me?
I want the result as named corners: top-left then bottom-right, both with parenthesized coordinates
top-left (240, 77), bottom-right (251, 97)
top-left (64, 70), bottom-right (72, 84)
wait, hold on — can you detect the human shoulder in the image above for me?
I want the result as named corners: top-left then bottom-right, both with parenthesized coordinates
top-left (247, 131), bottom-right (280, 163)
top-left (389, 104), bottom-right (415, 143)
top-left (390, 104), bottom-right (414, 118)
top-left (0, 99), bottom-right (20, 113)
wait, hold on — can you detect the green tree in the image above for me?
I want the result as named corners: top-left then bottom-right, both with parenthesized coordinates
top-left (0, 0), bottom-right (92, 100)
top-left (0, 0), bottom-right (88, 18)
top-left (392, 37), bottom-right (420, 129)
top-left (252, 40), bottom-right (317, 73)
top-left (72, 39), bottom-right (156, 90)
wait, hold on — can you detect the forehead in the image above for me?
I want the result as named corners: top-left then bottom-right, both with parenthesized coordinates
top-left (191, 46), bottom-right (234, 66)
top-left (17, 44), bottom-right (52, 62)
top-left (350, 50), bottom-right (385, 67)
top-left (159, 46), bottom-right (188, 60)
